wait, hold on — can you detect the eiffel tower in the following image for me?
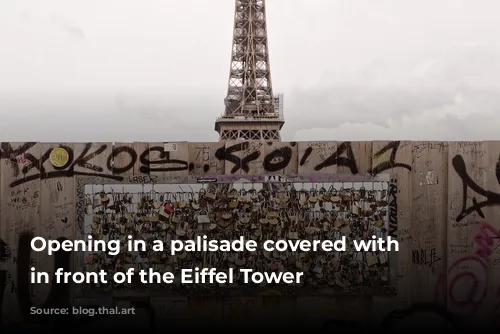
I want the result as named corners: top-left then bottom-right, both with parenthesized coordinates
top-left (215, 0), bottom-right (284, 142)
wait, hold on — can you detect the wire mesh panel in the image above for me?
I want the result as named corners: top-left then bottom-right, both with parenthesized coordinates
top-left (74, 174), bottom-right (396, 298)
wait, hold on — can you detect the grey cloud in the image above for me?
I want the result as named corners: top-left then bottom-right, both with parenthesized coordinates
top-left (286, 45), bottom-right (500, 141)
top-left (1, 0), bottom-right (500, 142)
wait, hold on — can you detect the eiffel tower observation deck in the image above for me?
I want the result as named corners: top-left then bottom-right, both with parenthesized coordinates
top-left (215, 0), bottom-right (284, 141)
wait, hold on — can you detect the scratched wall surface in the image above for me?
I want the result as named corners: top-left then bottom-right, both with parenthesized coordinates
top-left (0, 141), bottom-right (498, 325)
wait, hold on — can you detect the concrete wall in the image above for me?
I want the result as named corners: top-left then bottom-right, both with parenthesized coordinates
top-left (0, 140), bottom-right (498, 324)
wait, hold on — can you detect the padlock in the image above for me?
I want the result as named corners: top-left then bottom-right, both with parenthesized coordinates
top-left (258, 188), bottom-right (268, 200)
top-left (374, 219), bottom-right (385, 228)
top-left (190, 192), bottom-right (200, 210)
top-left (259, 217), bottom-right (269, 224)
top-left (178, 192), bottom-right (187, 208)
top-left (228, 188), bottom-right (238, 199)
top-left (197, 210), bottom-right (210, 224)
top-left (205, 186), bottom-right (217, 200)
top-left (100, 191), bottom-right (110, 205)
top-left (228, 196), bottom-right (239, 209)
top-left (263, 250), bottom-right (272, 259)
top-left (298, 211), bottom-right (307, 223)
top-left (359, 186), bottom-right (366, 199)
top-left (172, 193), bottom-right (180, 209)
top-left (252, 228), bottom-right (262, 240)
top-left (288, 229), bottom-right (298, 239)
top-left (234, 253), bottom-right (246, 266)
top-left (238, 212), bottom-right (251, 225)
top-left (149, 212), bottom-right (160, 222)
top-left (217, 210), bottom-right (233, 229)
top-left (318, 186), bottom-right (327, 198)
top-left (351, 204), bottom-right (361, 216)
top-left (280, 190), bottom-right (290, 204)
top-left (275, 225), bottom-right (282, 237)
top-left (367, 190), bottom-right (376, 202)
top-left (159, 207), bottom-right (170, 221)
top-left (340, 224), bottom-right (351, 235)
top-left (249, 186), bottom-right (258, 200)
top-left (272, 191), bottom-right (281, 205)
top-left (164, 201), bottom-right (173, 215)
top-left (102, 221), bottom-right (110, 235)
top-left (272, 250), bottom-right (280, 259)
top-left (176, 221), bottom-right (187, 236)
top-left (91, 231), bottom-right (103, 240)
top-left (91, 216), bottom-right (101, 230)
top-left (366, 254), bottom-right (378, 267)
top-left (377, 190), bottom-right (389, 206)
top-left (170, 211), bottom-right (180, 224)
top-left (268, 216), bottom-right (279, 225)
top-left (308, 187), bottom-right (318, 203)
top-left (298, 189), bottom-right (308, 207)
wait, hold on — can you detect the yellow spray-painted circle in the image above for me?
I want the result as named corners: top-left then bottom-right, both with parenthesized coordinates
top-left (49, 147), bottom-right (69, 167)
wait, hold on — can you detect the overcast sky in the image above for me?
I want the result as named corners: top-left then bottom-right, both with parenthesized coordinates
top-left (1, 0), bottom-right (499, 142)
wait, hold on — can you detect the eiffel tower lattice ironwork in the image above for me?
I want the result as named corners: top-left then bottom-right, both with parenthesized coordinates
top-left (215, 0), bottom-right (284, 142)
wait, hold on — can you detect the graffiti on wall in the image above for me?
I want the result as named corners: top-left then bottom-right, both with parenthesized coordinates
top-left (448, 221), bottom-right (500, 315)
top-left (451, 154), bottom-right (500, 222)
top-left (80, 181), bottom-right (393, 296)
top-left (370, 141), bottom-right (411, 175)
top-left (412, 248), bottom-right (442, 268)
top-left (388, 179), bottom-right (398, 239)
top-left (0, 141), bottom-right (411, 188)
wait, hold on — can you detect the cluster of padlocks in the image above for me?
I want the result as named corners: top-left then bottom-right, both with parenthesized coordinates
top-left (82, 182), bottom-right (391, 294)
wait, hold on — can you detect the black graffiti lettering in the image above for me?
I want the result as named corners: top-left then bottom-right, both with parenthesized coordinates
top-left (76, 177), bottom-right (86, 231)
top-left (18, 144), bottom-right (106, 176)
top-left (299, 147), bottom-right (313, 166)
top-left (139, 146), bottom-right (189, 173)
top-left (370, 141), bottom-right (411, 175)
top-left (71, 143), bottom-right (106, 172)
top-left (1, 142), bottom-right (38, 177)
top-left (108, 146), bottom-right (137, 174)
top-left (452, 154), bottom-right (500, 222)
top-left (22, 144), bottom-right (74, 176)
top-left (9, 145), bottom-right (124, 187)
top-left (412, 248), bottom-right (442, 267)
top-left (453, 154), bottom-right (487, 221)
top-left (263, 147), bottom-right (292, 172)
top-left (0, 142), bottom-right (38, 160)
top-left (23, 142), bottom-right (106, 175)
top-left (314, 141), bottom-right (358, 173)
top-left (496, 154), bottom-right (500, 185)
top-left (1, 143), bottom-right (191, 187)
top-left (10, 170), bottom-right (124, 188)
top-left (388, 180), bottom-right (398, 238)
top-left (16, 146), bottom-right (67, 183)
top-left (215, 142), bottom-right (260, 174)
top-left (128, 175), bottom-right (158, 183)
top-left (21, 147), bottom-right (51, 176)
